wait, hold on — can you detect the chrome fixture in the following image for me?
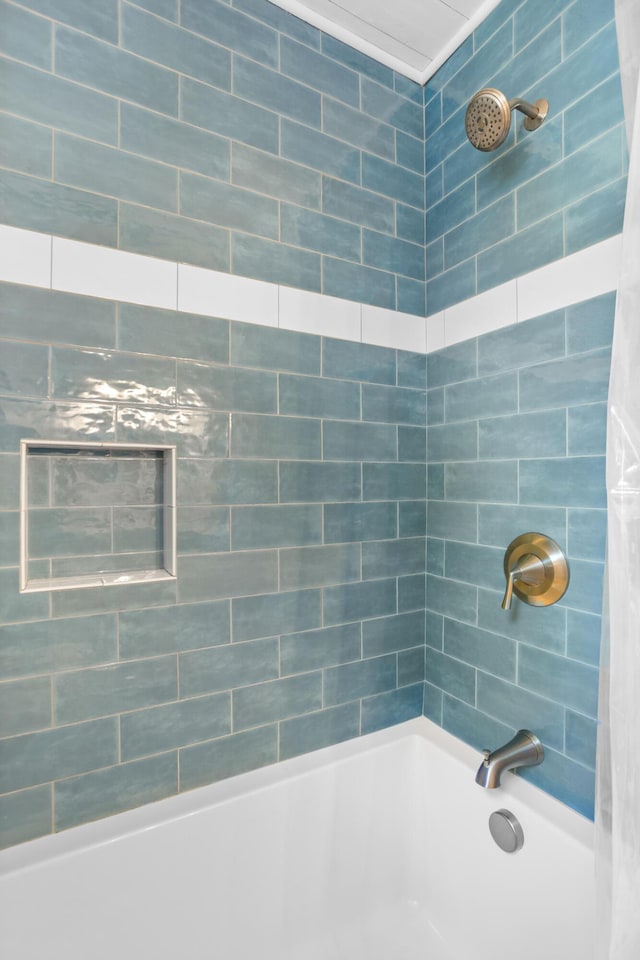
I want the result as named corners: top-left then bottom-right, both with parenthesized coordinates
top-left (465, 88), bottom-right (549, 151)
top-left (488, 809), bottom-right (525, 853)
top-left (501, 532), bottom-right (569, 610)
top-left (475, 730), bottom-right (544, 788)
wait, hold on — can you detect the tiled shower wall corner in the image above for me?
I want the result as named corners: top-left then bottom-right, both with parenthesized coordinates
top-left (424, 290), bottom-right (613, 818)
top-left (0, 281), bottom-right (427, 850)
top-left (0, 0), bottom-right (426, 316)
top-left (425, 0), bottom-right (626, 313)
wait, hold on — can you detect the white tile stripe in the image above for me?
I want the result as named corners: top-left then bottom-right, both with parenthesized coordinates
top-left (0, 224), bottom-right (622, 355)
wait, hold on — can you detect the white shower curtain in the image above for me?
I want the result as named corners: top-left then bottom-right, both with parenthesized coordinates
top-left (596, 1), bottom-right (640, 956)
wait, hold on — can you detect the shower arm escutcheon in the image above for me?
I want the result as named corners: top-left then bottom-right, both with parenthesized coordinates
top-left (508, 97), bottom-right (549, 130)
top-left (501, 532), bottom-right (569, 610)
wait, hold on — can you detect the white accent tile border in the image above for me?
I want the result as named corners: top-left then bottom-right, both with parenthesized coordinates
top-left (0, 225), bottom-right (622, 355)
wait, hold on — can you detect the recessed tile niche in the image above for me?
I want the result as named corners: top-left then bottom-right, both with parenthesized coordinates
top-left (19, 441), bottom-right (176, 593)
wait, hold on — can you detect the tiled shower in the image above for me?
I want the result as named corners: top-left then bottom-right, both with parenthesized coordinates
top-left (0, 0), bottom-right (624, 847)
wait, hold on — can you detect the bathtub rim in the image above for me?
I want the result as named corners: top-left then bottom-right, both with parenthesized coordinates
top-left (0, 716), bottom-right (593, 877)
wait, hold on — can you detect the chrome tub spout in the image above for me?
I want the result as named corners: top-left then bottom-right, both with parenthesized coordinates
top-left (475, 730), bottom-right (544, 788)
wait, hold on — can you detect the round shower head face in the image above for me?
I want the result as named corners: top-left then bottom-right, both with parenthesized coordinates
top-left (465, 88), bottom-right (511, 151)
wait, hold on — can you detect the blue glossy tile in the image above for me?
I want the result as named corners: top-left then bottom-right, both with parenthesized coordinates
top-left (0, 614), bottom-right (116, 679)
top-left (428, 421), bottom-right (477, 461)
top-left (519, 457), bottom-right (606, 508)
top-left (427, 537), bottom-right (444, 576)
top-left (180, 172), bottom-right (278, 240)
top-left (232, 588), bottom-right (322, 642)
top-left (565, 711), bottom-right (597, 768)
top-left (398, 426), bottom-right (426, 462)
top-left (177, 506), bottom-right (229, 554)
top-left (321, 34), bottom-right (393, 88)
top-left (0, 511), bottom-right (18, 565)
top-left (231, 505), bottom-right (321, 550)
top-left (279, 373), bottom-right (359, 420)
top-left (120, 693), bottom-right (230, 761)
top-left (428, 463), bottom-right (444, 499)
top-left (119, 203), bottom-right (230, 272)
top-left (363, 463), bottom-right (425, 500)
top-left (424, 683), bottom-right (443, 723)
top-left (0, 0), bottom-right (51, 69)
top-left (280, 703), bottom-right (360, 759)
top-left (399, 573), bottom-right (426, 612)
top-left (363, 231), bottom-right (425, 282)
top-left (441, 21), bottom-right (513, 121)
top-left (443, 695), bottom-right (510, 754)
top-left (323, 578), bottom-right (397, 626)
top-left (0, 341), bottom-right (48, 398)
top-left (478, 588), bottom-right (566, 653)
top-left (20, 0), bottom-right (118, 41)
top-left (568, 509), bottom-right (607, 561)
top-left (518, 128), bottom-right (622, 230)
top-left (425, 647), bottom-right (475, 704)
top-left (477, 505), bottom-right (566, 551)
top-left (178, 360), bottom-right (275, 413)
top-left (477, 310), bottom-right (565, 376)
top-left (281, 119), bottom-right (360, 183)
top-left (54, 657), bottom-right (177, 725)
top-left (51, 578), bottom-right (176, 618)
top-left (120, 103), bottom-right (229, 180)
top-left (395, 73), bottom-right (423, 104)
top-left (322, 98), bottom-right (395, 161)
top-left (230, 413), bottom-right (320, 460)
top-left (519, 349), bottom-right (611, 412)
top-left (362, 153), bottom-right (423, 209)
top-left (398, 648), bottom-right (425, 686)
top-left (566, 293), bottom-right (615, 355)
top-left (233, 0), bottom-right (320, 46)
top-left (177, 550), bottom-right (277, 603)
top-left (427, 259), bottom-right (477, 314)
top-left (397, 352), bottom-right (427, 390)
top-left (179, 726), bottom-right (277, 790)
top-left (234, 55), bottom-right (320, 126)
top-left (119, 304), bottom-right (228, 365)
top-left (181, 0), bottom-right (277, 67)
top-left (0, 676), bottom-right (50, 738)
top-left (0, 168), bottom-right (117, 246)
top-left (323, 421), bottom-right (397, 461)
top-left (426, 611), bottom-right (444, 650)
top-left (55, 753), bottom-right (177, 831)
top-left (474, 0), bottom-right (521, 48)
top-left (55, 26), bottom-right (178, 116)
top-left (445, 195), bottom-right (514, 270)
top-left (0, 112), bottom-right (52, 179)
top-left (361, 78), bottom-right (423, 138)
top-left (427, 179), bottom-right (475, 242)
top-left (322, 339), bottom-right (396, 386)
top-left (234, 233), bottom-right (322, 291)
top-left (519, 645), bottom-right (599, 717)
top-left (280, 461), bottom-right (361, 503)
top-left (0, 454), bottom-right (19, 511)
top-left (567, 609), bottom-right (601, 665)
top-left (280, 623), bottom-right (361, 675)
top-left (131, 0), bottom-right (177, 19)
top-left (425, 90), bottom-right (442, 133)
top-left (323, 502), bottom-right (397, 544)
top-left (0, 786), bottom-right (51, 850)
top-left (281, 36), bottom-right (358, 105)
top-left (362, 538), bottom-right (425, 579)
top-left (52, 347), bottom-right (175, 406)
top-left (121, 2), bottom-right (230, 88)
top-left (426, 238), bottom-right (444, 280)
top-left (28, 506), bottom-right (111, 559)
top-left (280, 544), bottom-right (360, 590)
top-left (232, 143), bottom-right (320, 208)
top-left (428, 340), bottom-right (477, 388)
top-left (363, 611), bottom-right (425, 656)
top-left (444, 618), bottom-right (515, 680)
top-left (179, 638), bottom-right (278, 698)
top-left (426, 167), bottom-right (443, 207)
top-left (117, 406), bottom-right (228, 459)
top-left (323, 258), bottom-right (396, 311)
top-left (479, 410), bottom-right (566, 460)
top-left (0, 718), bottom-right (118, 794)
top-left (362, 384), bottom-right (425, 426)
top-left (324, 653), bottom-right (396, 706)
top-left (396, 131), bottom-right (424, 173)
top-left (476, 116), bottom-right (563, 211)
top-left (563, 0), bottom-right (615, 57)
top-left (477, 673), bottom-right (565, 751)
top-left (562, 558), bottom-right (604, 615)
top-left (119, 601), bottom-right (229, 658)
top-left (445, 541), bottom-right (504, 591)
top-left (565, 73), bottom-right (624, 157)
top-left (322, 177), bottom-right (395, 234)
top-left (234, 672), bottom-right (322, 730)
top-left (534, 20), bottom-right (619, 118)
top-left (428, 501), bottom-right (476, 542)
top-left (445, 460), bottom-right (518, 503)
top-left (179, 459), bottom-right (277, 505)
top-left (362, 685), bottom-right (423, 734)
top-left (520, 745), bottom-right (595, 818)
top-left (181, 77), bottom-right (278, 154)
top-left (477, 213), bottom-right (564, 296)
top-left (426, 574), bottom-right (477, 624)
top-left (397, 205), bottom-right (426, 246)
top-left (565, 176), bottom-right (627, 256)
top-left (0, 396), bottom-right (115, 453)
top-left (231, 322), bottom-right (319, 375)
top-left (280, 205), bottom-right (360, 261)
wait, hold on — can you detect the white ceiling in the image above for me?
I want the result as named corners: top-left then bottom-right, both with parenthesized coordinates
top-left (271, 0), bottom-right (502, 83)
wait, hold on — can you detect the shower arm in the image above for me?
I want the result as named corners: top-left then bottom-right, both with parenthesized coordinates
top-left (508, 98), bottom-right (542, 121)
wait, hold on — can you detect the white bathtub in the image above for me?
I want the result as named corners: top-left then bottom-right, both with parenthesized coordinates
top-left (0, 718), bottom-right (594, 960)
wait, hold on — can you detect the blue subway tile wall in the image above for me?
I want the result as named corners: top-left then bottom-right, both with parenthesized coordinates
top-left (0, 0), bottom-right (425, 315)
top-left (425, 0), bottom-right (625, 313)
top-left (424, 291), bottom-right (613, 818)
top-left (0, 281), bottom-right (426, 849)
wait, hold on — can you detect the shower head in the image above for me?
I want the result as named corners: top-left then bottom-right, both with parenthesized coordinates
top-left (465, 88), bottom-right (549, 151)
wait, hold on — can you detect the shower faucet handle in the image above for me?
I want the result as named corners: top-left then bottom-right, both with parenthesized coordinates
top-left (501, 554), bottom-right (545, 610)
top-left (501, 533), bottom-right (569, 610)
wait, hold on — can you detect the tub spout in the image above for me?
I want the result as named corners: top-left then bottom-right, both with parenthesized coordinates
top-left (475, 730), bottom-right (544, 788)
